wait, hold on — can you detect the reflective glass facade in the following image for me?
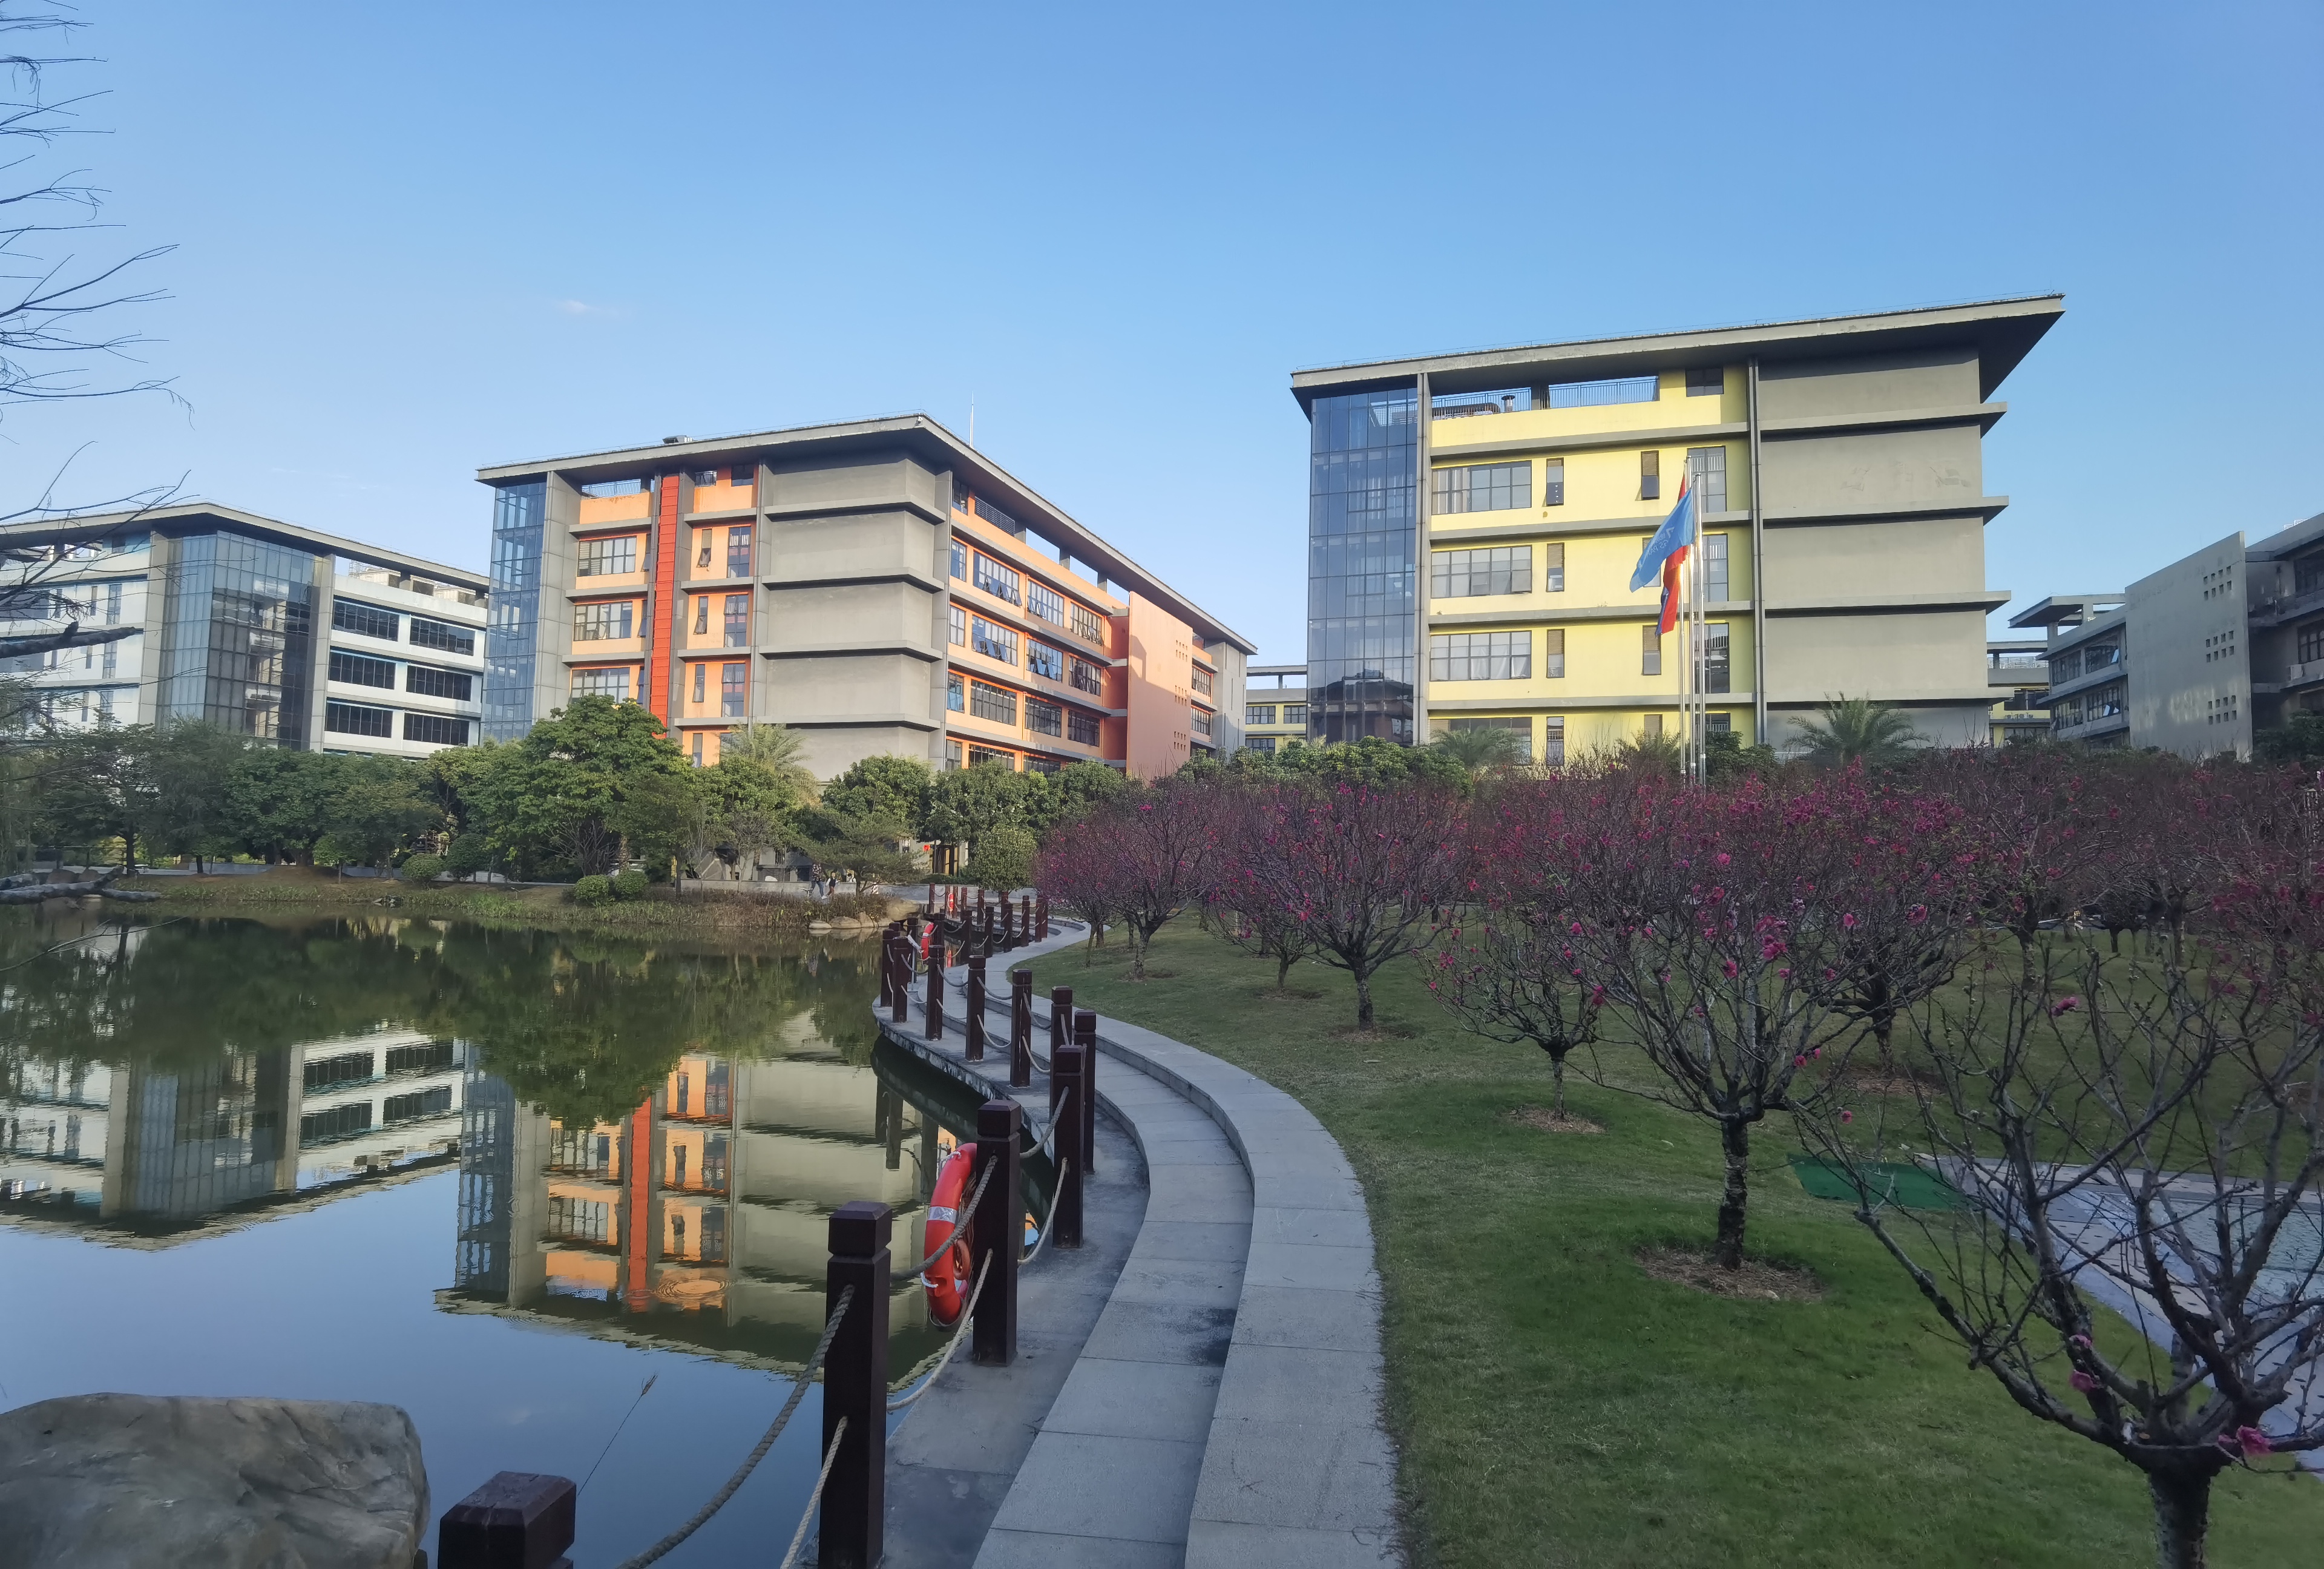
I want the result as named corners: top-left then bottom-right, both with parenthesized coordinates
top-left (1305, 387), bottom-right (1417, 743)
top-left (482, 481), bottom-right (547, 741)
top-left (154, 532), bottom-right (318, 744)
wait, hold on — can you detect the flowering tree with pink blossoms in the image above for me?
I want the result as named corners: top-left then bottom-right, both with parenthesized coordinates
top-left (1062, 779), bottom-right (1226, 980)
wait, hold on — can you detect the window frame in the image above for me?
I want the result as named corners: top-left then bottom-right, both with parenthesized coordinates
top-left (1640, 450), bottom-right (1661, 502)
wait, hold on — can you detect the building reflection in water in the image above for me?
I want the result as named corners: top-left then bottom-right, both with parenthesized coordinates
top-left (448, 1004), bottom-right (978, 1374)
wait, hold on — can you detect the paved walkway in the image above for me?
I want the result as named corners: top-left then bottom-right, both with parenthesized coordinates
top-left (874, 923), bottom-right (1400, 1567)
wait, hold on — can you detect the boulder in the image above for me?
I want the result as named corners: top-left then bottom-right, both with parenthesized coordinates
top-left (0, 1393), bottom-right (428, 1568)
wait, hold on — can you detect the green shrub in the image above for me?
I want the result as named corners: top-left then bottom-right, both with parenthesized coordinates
top-left (610, 869), bottom-right (649, 901)
top-left (396, 854), bottom-right (445, 884)
top-left (969, 824), bottom-right (1037, 893)
top-left (573, 874), bottom-right (615, 906)
top-left (444, 834), bottom-right (491, 877)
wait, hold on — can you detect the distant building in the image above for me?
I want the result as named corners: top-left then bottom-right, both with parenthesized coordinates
top-left (1986, 640), bottom-right (2052, 746)
top-left (474, 417), bottom-right (1253, 780)
top-left (1288, 296), bottom-right (2062, 761)
top-left (2011, 509), bottom-right (2324, 758)
top-left (0, 503), bottom-right (487, 755)
top-left (1241, 663), bottom-right (1308, 754)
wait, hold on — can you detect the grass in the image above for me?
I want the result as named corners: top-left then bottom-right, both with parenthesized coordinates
top-left (1028, 919), bottom-right (2324, 1569)
top-left (120, 864), bottom-right (905, 939)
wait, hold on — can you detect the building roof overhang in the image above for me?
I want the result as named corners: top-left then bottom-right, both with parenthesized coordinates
top-left (0, 502), bottom-right (488, 591)
top-left (2007, 593), bottom-right (2126, 630)
top-left (477, 415), bottom-right (1257, 655)
top-left (1289, 294), bottom-right (2066, 413)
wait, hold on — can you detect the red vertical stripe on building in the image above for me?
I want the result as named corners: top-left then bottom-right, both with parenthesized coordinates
top-left (646, 475), bottom-right (680, 723)
top-left (624, 1099), bottom-right (654, 1312)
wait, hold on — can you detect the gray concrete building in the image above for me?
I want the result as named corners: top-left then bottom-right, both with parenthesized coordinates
top-left (0, 504), bottom-right (487, 755)
top-left (476, 417), bottom-right (1252, 781)
top-left (1288, 295), bottom-right (2063, 757)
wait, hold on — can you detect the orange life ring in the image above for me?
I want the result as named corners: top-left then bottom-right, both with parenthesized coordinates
top-left (922, 1144), bottom-right (976, 1326)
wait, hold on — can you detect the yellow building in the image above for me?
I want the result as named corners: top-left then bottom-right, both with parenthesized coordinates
top-left (1240, 663), bottom-right (1308, 754)
top-left (1986, 639), bottom-right (2052, 745)
top-left (1291, 298), bottom-right (2063, 760)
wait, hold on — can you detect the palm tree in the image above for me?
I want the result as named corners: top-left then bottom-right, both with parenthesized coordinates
top-left (1430, 725), bottom-right (1526, 774)
top-left (718, 723), bottom-right (819, 808)
top-left (1612, 728), bottom-right (1685, 777)
top-left (1788, 696), bottom-right (1922, 768)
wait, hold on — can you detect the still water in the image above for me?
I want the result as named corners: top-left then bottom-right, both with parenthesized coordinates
top-left (0, 909), bottom-right (990, 1564)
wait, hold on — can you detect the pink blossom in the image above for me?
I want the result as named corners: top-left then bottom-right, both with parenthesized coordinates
top-left (1840, 1110), bottom-right (1854, 1124)
top-left (1794, 1054), bottom-right (1808, 1068)
top-left (2069, 1370), bottom-right (2098, 1393)
top-left (2051, 995), bottom-right (2082, 1016)
top-left (1721, 958), bottom-right (1739, 978)
top-left (2068, 1334), bottom-right (2092, 1350)
top-left (2234, 1426), bottom-right (2274, 1456)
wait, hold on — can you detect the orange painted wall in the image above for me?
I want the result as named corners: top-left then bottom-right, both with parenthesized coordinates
top-left (646, 476), bottom-right (680, 722)
top-left (1123, 593), bottom-right (1193, 779)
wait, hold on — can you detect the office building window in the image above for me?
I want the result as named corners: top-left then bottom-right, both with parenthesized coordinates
top-left (950, 605), bottom-right (967, 646)
top-left (1432, 461), bottom-right (1531, 515)
top-left (1069, 654), bottom-right (1105, 695)
top-left (571, 668), bottom-right (631, 700)
top-left (105, 581), bottom-right (122, 623)
top-left (404, 712), bottom-right (470, 746)
top-left (947, 673), bottom-right (964, 712)
top-left (730, 464), bottom-right (754, 492)
top-left (944, 738), bottom-right (963, 770)
top-left (1245, 735), bottom-right (1278, 754)
top-left (1028, 582), bottom-right (1065, 625)
top-left (100, 643), bottom-right (115, 678)
top-left (1543, 541), bottom-right (1565, 592)
top-left (1025, 756), bottom-right (1062, 774)
top-left (723, 594), bottom-right (749, 647)
top-left (330, 651), bottom-right (396, 689)
top-left (1687, 447), bottom-right (1728, 515)
top-left (1192, 708), bottom-right (1212, 737)
top-left (1548, 375), bottom-right (1658, 408)
top-left (697, 530), bottom-right (714, 568)
top-left (1247, 703), bottom-right (1276, 725)
top-left (301, 1102), bottom-right (373, 1145)
top-left (1702, 533), bottom-right (1728, 599)
top-left (726, 526), bottom-right (752, 578)
top-left (1708, 712), bottom-right (1733, 734)
top-left (579, 478), bottom-right (647, 498)
top-left (484, 481), bottom-right (546, 743)
top-left (1640, 450), bottom-right (1661, 501)
top-left (688, 470), bottom-right (718, 487)
top-left (1644, 713), bottom-right (1664, 738)
top-left (1643, 624), bottom-right (1663, 676)
top-left (333, 599), bottom-right (399, 640)
top-left (691, 663), bottom-right (707, 703)
top-left (574, 602), bottom-right (635, 641)
top-left (1283, 703), bottom-right (1308, 725)
top-left (1544, 717), bottom-right (1566, 765)
top-left (951, 540), bottom-right (967, 579)
top-left (406, 665), bottom-right (472, 701)
top-left (968, 745), bottom-right (1016, 769)
top-left (325, 701), bottom-right (393, 737)
top-left (1687, 366), bottom-right (1723, 397)
top-left (969, 681), bottom-right (1017, 725)
top-left (1705, 622), bottom-right (1731, 694)
top-left (577, 536), bottom-right (638, 577)
top-left (1070, 602), bottom-right (1108, 646)
top-left (409, 617), bottom-right (475, 656)
top-left (1192, 665), bottom-right (1213, 696)
top-left (721, 662), bottom-right (747, 717)
top-left (1543, 457), bottom-right (1564, 507)
top-left (1028, 641), bottom-right (1063, 680)
top-left (1026, 697), bottom-right (1063, 736)
top-left (1430, 631), bottom-right (1531, 682)
top-left (1431, 545), bottom-right (1531, 599)
top-left (972, 617), bottom-right (1017, 664)
top-left (1066, 709), bottom-right (1100, 745)
top-left (973, 495), bottom-right (1019, 533)
top-left (974, 554), bottom-right (1022, 606)
top-left (691, 731), bottom-right (704, 765)
top-left (1448, 716), bottom-right (1530, 761)
top-left (692, 596), bottom-right (709, 635)
top-left (385, 1041), bottom-right (455, 1074)
top-left (2300, 622), bottom-right (2324, 664)
top-left (1543, 628), bottom-right (1566, 679)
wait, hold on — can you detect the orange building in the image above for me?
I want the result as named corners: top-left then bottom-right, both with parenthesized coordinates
top-left (476, 417), bottom-right (1251, 778)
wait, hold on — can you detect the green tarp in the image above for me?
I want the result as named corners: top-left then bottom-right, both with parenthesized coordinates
top-left (1788, 1153), bottom-right (1964, 1211)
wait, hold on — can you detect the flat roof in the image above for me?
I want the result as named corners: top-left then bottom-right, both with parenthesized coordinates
top-left (0, 502), bottom-right (488, 591)
top-left (476, 414), bottom-right (1256, 655)
top-left (1290, 294), bottom-right (2065, 411)
top-left (2250, 510), bottom-right (2324, 561)
top-left (2007, 593), bottom-right (2125, 630)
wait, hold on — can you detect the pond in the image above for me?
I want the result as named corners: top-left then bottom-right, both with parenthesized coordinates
top-left (0, 907), bottom-right (991, 1565)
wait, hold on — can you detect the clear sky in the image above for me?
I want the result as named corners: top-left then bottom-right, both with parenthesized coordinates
top-left (13, 1), bottom-right (2321, 661)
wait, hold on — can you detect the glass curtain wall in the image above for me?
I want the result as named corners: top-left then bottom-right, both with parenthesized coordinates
top-left (154, 531), bottom-right (319, 744)
top-left (1305, 387), bottom-right (1418, 744)
top-left (482, 481), bottom-right (547, 741)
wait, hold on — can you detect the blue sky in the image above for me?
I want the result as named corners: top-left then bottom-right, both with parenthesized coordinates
top-left (13, 1), bottom-right (2320, 660)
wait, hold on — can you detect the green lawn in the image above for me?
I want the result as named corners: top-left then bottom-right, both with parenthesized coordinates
top-left (1028, 919), bottom-right (2324, 1568)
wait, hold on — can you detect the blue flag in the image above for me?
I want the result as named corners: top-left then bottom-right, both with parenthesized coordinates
top-left (1629, 479), bottom-right (1698, 593)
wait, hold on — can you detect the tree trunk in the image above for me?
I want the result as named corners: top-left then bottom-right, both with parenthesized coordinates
top-left (2148, 1470), bottom-right (2211, 1569)
top-left (1130, 927), bottom-right (1150, 980)
top-left (1549, 1051), bottom-right (1567, 1118)
top-left (1353, 967), bottom-right (1375, 1029)
top-left (1714, 1117), bottom-right (1751, 1269)
top-left (1276, 949), bottom-right (1295, 990)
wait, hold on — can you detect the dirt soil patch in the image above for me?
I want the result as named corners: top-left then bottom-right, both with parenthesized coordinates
top-left (1841, 1063), bottom-right (1940, 1097)
top-left (1331, 1023), bottom-right (1419, 1044)
top-left (1506, 1106), bottom-right (1604, 1135)
top-left (1636, 1246), bottom-right (1825, 1303)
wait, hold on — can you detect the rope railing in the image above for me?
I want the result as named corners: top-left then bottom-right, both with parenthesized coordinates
top-left (1020, 1157), bottom-right (1068, 1268)
top-left (886, 1251), bottom-right (994, 1412)
top-left (901, 1154), bottom-right (997, 1277)
top-left (775, 1417), bottom-right (848, 1569)
top-left (606, 1284), bottom-right (856, 1569)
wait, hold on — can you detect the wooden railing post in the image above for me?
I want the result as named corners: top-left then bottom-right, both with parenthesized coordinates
top-left (972, 1099), bottom-right (1020, 1366)
top-left (1008, 967), bottom-right (1034, 1088)
top-left (1037, 895), bottom-right (1050, 940)
top-left (1048, 985), bottom-right (1074, 1069)
top-left (822, 1200), bottom-right (891, 1569)
top-left (925, 881), bottom-right (936, 915)
top-left (876, 921), bottom-right (895, 1013)
top-left (888, 929), bottom-right (911, 1025)
top-left (1074, 1008), bottom-right (1099, 1182)
top-left (925, 939), bottom-right (945, 1040)
top-left (1051, 1042), bottom-right (1086, 1249)
top-left (965, 952), bottom-right (988, 1061)
top-left (438, 1472), bottom-right (574, 1569)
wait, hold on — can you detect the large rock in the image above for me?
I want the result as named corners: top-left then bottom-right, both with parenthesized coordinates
top-left (0, 1393), bottom-right (428, 1568)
